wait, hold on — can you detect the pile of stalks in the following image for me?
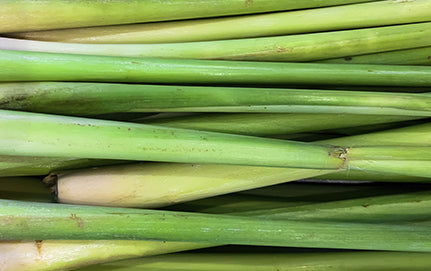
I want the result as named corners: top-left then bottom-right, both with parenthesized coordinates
top-left (1, 0), bottom-right (431, 270)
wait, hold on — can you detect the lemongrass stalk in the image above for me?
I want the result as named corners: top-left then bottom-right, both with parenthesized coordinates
top-left (6, 0), bottom-right (430, 44)
top-left (319, 46), bottom-right (431, 65)
top-left (143, 113), bottom-right (419, 136)
top-left (52, 123), bottom-right (431, 208)
top-left (2, 82), bottom-right (431, 117)
top-left (0, 109), bottom-right (344, 169)
top-left (74, 252), bottom-right (431, 271)
top-left (240, 190), bottom-right (431, 224)
top-left (2, 199), bottom-right (431, 252)
top-left (2, 50), bottom-right (431, 87)
top-left (50, 163), bottom-right (329, 208)
top-left (318, 170), bottom-right (431, 182)
top-left (1, 0), bottom-right (375, 33)
top-left (3, 22), bottom-right (431, 62)
top-left (0, 240), bottom-right (207, 271)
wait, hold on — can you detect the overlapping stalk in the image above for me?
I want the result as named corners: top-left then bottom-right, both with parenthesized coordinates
top-left (2, 82), bottom-right (431, 116)
top-left (2, 50), bottom-right (431, 86)
top-left (7, 0), bottom-right (431, 43)
top-left (3, 22), bottom-right (431, 62)
top-left (2, 0), bottom-right (376, 33)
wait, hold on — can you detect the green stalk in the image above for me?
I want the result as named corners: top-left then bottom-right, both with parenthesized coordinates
top-left (240, 190), bottom-right (431, 224)
top-left (318, 170), bottom-right (431, 182)
top-left (2, 82), bottom-right (431, 117)
top-left (3, 22), bottom-right (431, 61)
top-left (2, 50), bottom-right (431, 87)
top-left (0, 109), bottom-right (344, 169)
top-left (319, 46), bottom-right (431, 65)
top-left (2, 199), bottom-right (431, 252)
top-left (142, 113), bottom-right (419, 136)
top-left (7, 0), bottom-right (430, 44)
top-left (74, 252), bottom-right (431, 271)
top-left (51, 123), bottom-right (431, 208)
top-left (1, 0), bottom-right (375, 33)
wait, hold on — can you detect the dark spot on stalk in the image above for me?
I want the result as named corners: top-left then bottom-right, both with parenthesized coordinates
top-left (368, 70), bottom-right (373, 72)
top-left (415, 200), bottom-right (422, 203)
top-left (69, 213), bottom-right (84, 228)
top-left (35, 240), bottom-right (43, 256)
top-left (201, 137), bottom-right (208, 141)
top-left (344, 56), bottom-right (352, 61)
top-left (131, 61), bottom-right (139, 64)
top-left (117, 127), bottom-right (121, 129)
top-left (128, 128), bottom-right (131, 131)
top-left (427, 56), bottom-right (431, 60)
top-left (362, 204), bottom-right (370, 208)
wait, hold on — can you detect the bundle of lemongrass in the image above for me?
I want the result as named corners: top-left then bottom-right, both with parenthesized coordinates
top-left (1, 0), bottom-right (431, 270)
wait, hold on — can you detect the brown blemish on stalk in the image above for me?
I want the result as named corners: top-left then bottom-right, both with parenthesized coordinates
top-left (245, 0), bottom-right (253, 7)
top-left (69, 214), bottom-right (84, 228)
top-left (35, 240), bottom-right (43, 256)
top-left (427, 56), bottom-right (431, 60)
top-left (362, 204), bottom-right (370, 208)
top-left (330, 147), bottom-right (349, 169)
top-left (344, 56), bottom-right (353, 61)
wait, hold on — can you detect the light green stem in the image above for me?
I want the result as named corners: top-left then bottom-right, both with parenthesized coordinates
top-left (7, 0), bottom-right (430, 43)
top-left (3, 22), bottom-right (431, 61)
top-left (2, 50), bottom-right (431, 87)
top-left (1, 0), bottom-right (375, 33)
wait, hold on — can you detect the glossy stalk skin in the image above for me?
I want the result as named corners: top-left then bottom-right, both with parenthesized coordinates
top-left (74, 252), bottom-right (431, 271)
top-left (0, 0), bottom-right (375, 33)
top-left (319, 46), bottom-right (431, 65)
top-left (2, 82), bottom-right (431, 117)
top-left (3, 22), bottom-right (431, 62)
top-left (2, 50), bottom-right (431, 87)
top-left (7, 0), bottom-right (430, 44)
top-left (2, 199), bottom-right (431, 253)
top-left (0, 109), bottom-right (343, 169)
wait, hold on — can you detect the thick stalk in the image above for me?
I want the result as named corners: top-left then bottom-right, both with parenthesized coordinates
top-left (2, 199), bottom-right (431, 252)
top-left (2, 82), bottom-right (431, 116)
top-left (0, 109), bottom-right (344, 169)
top-left (7, 0), bottom-right (430, 43)
top-left (319, 46), bottom-right (431, 65)
top-left (2, 50), bottom-right (431, 87)
top-left (74, 252), bottom-right (431, 271)
top-left (0, 0), bottom-right (375, 33)
top-left (3, 22), bottom-right (431, 61)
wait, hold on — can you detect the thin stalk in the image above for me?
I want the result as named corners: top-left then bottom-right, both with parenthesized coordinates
top-left (3, 22), bottom-right (431, 61)
top-left (7, 0), bottom-right (430, 43)
top-left (2, 50), bottom-right (431, 87)
top-left (2, 199), bottom-right (431, 252)
top-left (0, 0), bottom-right (375, 33)
top-left (239, 190), bottom-right (431, 224)
top-left (142, 113), bottom-right (419, 136)
top-left (2, 82), bottom-right (431, 117)
top-left (318, 46), bottom-right (431, 65)
top-left (74, 252), bottom-right (431, 271)
top-left (0, 109), bottom-right (344, 169)
top-left (318, 170), bottom-right (431, 182)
